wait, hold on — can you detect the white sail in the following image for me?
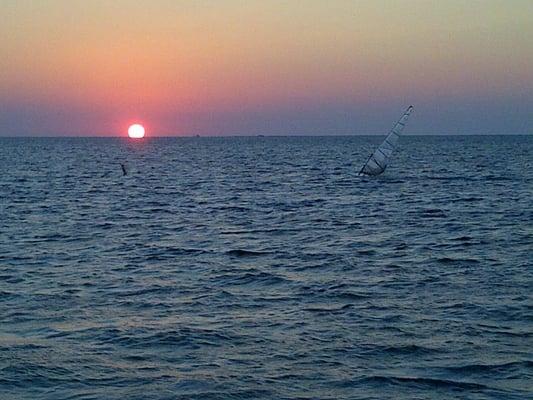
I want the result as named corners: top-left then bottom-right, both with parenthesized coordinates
top-left (359, 105), bottom-right (414, 176)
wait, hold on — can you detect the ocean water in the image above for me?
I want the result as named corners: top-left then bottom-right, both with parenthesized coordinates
top-left (0, 135), bottom-right (531, 400)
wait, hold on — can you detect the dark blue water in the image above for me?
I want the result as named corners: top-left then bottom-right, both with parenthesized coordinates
top-left (0, 136), bottom-right (531, 399)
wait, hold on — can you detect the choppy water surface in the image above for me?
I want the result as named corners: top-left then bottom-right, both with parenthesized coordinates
top-left (0, 136), bottom-right (531, 399)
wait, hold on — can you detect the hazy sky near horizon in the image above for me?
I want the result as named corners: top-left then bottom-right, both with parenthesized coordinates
top-left (1, 0), bottom-right (532, 136)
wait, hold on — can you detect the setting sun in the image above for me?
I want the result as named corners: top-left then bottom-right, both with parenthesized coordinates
top-left (128, 124), bottom-right (145, 139)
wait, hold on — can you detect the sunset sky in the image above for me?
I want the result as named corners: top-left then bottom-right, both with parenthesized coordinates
top-left (1, 0), bottom-right (532, 136)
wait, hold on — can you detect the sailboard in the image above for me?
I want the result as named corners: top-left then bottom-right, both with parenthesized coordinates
top-left (359, 105), bottom-right (414, 176)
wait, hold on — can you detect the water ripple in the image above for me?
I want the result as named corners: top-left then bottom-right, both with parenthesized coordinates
top-left (0, 136), bottom-right (531, 400)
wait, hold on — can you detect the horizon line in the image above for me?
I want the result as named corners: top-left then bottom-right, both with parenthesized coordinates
top-left (0, 132), bottom-right (531, 138)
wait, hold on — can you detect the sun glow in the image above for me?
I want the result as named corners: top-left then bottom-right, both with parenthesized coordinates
top-left (128, 124), bottom-right (145, 139)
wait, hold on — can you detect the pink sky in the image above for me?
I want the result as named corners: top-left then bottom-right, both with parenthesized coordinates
top-left (1, 1), bottom-right (532, 136)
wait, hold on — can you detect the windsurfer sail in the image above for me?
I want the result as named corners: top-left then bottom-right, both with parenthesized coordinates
top-left (359, 105), bottom-right (414, 176)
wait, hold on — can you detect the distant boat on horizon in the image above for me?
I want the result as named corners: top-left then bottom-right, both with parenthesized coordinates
top-left (359, 106), bottom-right (414, 176)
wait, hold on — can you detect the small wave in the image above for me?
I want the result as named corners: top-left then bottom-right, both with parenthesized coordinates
top-left (304, 304), bottom-right (353, 313)
top-left (484, 175), bottom-right (512, 181)
top-left (0, 343), bottom-right (47, 352)
top-left (377, 344), bottom-right (442, 356)
top-left (225, 271), bottom-right (289, 286)
top-left (80, 326), bottom-right (240, 349)
top-left (226, 249), bottom-right (270, 257)
top-left (31, 233), bottom-right (71, 241)
top-left (220, 227), bottom-right (302, 235)
top-left (330, 291), bottom-right (369, 300)
top-left (361, 375), bottom-right (489, 390)
top-left (426, 176), bottom-right (475, 181)
top-left (443, 360), bottom-right (532, 374)
top-left (0, 363), bottom-right (76, 388)
top-left (435, 257), bottom-right (480, 265)
top-left (456, 196), bottom-right (484, 202)
top-left (212, 205), bottom-right (250, 212)
top-left (0, 275), bottom-right (24, 284)
top-left (0, 290), bottom-right (20, 299)
top-left (356, 249), bottom-right (377, 255)
top-left (418, 209), bottom-right (447, 218)
top-left (114, 285), bottom-right (176, 297)
top-left (451, 235), bottom-right (473, 241)
top-left (173, 389), bottom-right (273, 400)
top-left (144, 246), bottom-right (208, 261)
